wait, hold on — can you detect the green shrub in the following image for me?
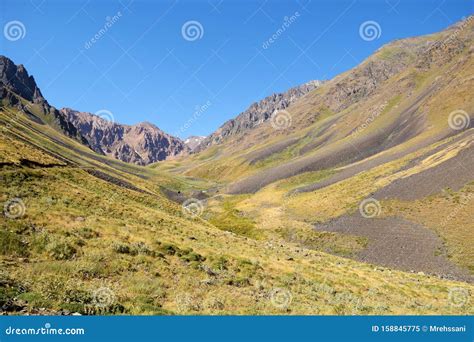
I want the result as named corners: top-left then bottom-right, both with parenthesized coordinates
top-left (46, 238), bottom-right (77, 260)
top-left (0, 230), bottom-right (28, 256)
top-left (112, 243), bottom-right (135, 255)
top-left (74, 227), bottom-right (99, 239)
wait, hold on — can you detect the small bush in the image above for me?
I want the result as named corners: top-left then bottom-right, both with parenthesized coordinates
top-left (0, 230), bottom-right (29, 256)
top-left (46, 238), bottom-right (77, 260)
top-left (113, 243), bottom-right (134, 255)
top-left (74, 227), bottom-right (99, 239)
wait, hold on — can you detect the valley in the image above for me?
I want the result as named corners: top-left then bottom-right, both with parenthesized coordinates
top-left (1, 16), bottom-right (473, 315)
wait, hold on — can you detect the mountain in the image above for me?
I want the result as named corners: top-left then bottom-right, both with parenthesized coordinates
top-left (195, 80), bottom-right (322, 151)
top-left (0, 55), bottom-right (188, 165)
top-left (184, 135), bottom-right (206, 152)
top-left (61, 108), bottom-right (188, 165)
top-left (0, 55), bottom-right (87, 144)
top-left (175, 17), bottom-right (474, 192)
top-left (159, 17), bottom-right (474, 283)
top-left (1, 18), bottom-right (473, 316)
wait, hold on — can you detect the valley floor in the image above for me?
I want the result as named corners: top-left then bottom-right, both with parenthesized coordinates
top-left (2, 106), bottom-right (473, 315)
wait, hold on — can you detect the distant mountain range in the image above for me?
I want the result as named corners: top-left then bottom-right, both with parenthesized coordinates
top-left (194, 80), bottom-right (322, 152)
top-left (0, 55), bottom-right (322, 165)
top-left (1, 16), bottom-right (473, 316)
top-left (60, 108), bottom-right (187, 165)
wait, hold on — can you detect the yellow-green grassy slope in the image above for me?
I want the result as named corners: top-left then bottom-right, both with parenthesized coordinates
top-left (161, 17), bottom-right (474, 190)
top-left (1, 105), bottom-right (473, 315)
top-left (153, 17), bottom-right (474, 307)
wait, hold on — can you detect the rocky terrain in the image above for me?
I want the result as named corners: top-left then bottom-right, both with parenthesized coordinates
top-left (1, 18), bottom-right (473, 316)
top-left (195, 80), bottom-right (323, 151)
top-left (0, 56), bottom-right (87, 144)
top-left (184, 135), bottom-right (206, 152)
top-left (61, 108), bottom-right (188, 165)
top-left (160, 17), bottom-right (474, 282)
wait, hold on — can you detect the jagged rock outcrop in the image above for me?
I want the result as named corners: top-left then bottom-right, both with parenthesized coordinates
top-left (195, 80), bottom-right (322, 151)
top-left (184, 136), bottom-right (206, 152)
top-left (0, 56), bottom-right (44, 103)
top-left (0, 55), bottom-right (88, 144)
top-left (61, 108), bottom-right (188, 165)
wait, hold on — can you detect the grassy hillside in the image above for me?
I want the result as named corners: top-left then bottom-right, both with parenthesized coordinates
top-left (1, 18), bottom-right (474, 315)
top-left (1, 104), bottom-right (473, 315)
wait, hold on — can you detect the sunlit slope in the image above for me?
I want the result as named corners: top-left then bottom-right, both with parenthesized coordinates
top-left (164, 17), bottom-right (473, 195)
top-left (155, 18), bottom-right (474, 290)
top-left (1, 104), bottom-right (473, 315)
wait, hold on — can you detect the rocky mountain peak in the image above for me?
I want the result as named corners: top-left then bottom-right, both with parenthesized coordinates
top-left (195, 80), bottom-right (323, 152)
top-left (184, 136), bottom-right (206, 152)
top-left (0, 55), bottom-right (44, 103)
top-left (61, 108), bottom-right (188, 165)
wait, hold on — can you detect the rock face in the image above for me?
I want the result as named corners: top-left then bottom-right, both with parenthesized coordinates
top-left (0, 55), bottom-right (88, 144)
top-left (61, 108), bottom-right (188, 165)
top-left (184, 136), bottom-right (206, 152)
top-left (0, 55), bottom-right (188, 166)
top-left (195, 80), bottom-right (322, 151)
top-left (0, 56), bottom-right (44, 103)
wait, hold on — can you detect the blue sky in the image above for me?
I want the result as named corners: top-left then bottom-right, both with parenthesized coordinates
top-left (1, 0), bottom-right (472, 138)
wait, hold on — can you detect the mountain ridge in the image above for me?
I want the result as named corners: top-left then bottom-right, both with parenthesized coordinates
top-left (0, 16), bottom-right (473, 315)
top-left (195, 80), bottom-right (323, 152)
top-left (60, 108), bottom-right (188, 165)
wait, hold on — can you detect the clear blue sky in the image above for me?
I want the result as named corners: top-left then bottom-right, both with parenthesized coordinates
top-left (1, 0), bottom-right (472, 138)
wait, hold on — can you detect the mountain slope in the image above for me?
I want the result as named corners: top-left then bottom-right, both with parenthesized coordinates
top-left (1, 103), bottom-right (473, 315)
top-left (160, 17), bottom-right (474, 282)
top-left (195, 80), bottom-right (322, 152)
top-left (1, 18), bottom-right (474, 316)
top-left (61, 108), bottom-right (187, 165)
top-left (170, 17), bottom-right (473, 192)
top-left (0, 56), bottom-right (87, 144)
